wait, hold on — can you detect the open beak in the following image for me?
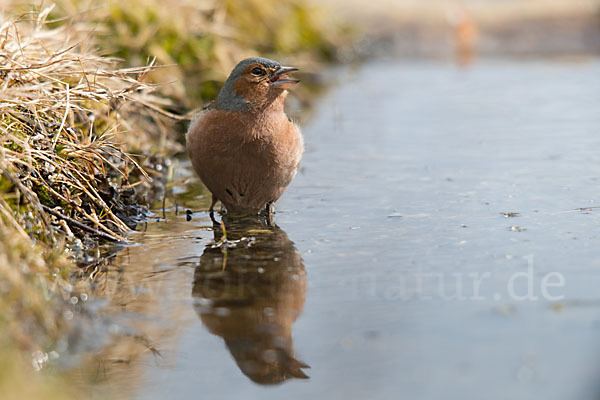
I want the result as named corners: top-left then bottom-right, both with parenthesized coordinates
top-left (270, 66), bottom-right (300, 89)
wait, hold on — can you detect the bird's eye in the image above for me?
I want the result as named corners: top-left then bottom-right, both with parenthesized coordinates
top-left (251, 67), bottom-right (266, 76)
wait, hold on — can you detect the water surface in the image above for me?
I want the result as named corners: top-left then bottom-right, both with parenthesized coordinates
top-left (76, 58), bottom-right (600, 400)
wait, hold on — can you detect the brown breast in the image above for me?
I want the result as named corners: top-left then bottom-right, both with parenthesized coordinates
top-left (186, 108), bottom-right (303, 213)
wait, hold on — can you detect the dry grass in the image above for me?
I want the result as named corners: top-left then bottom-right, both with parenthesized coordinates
top-left (0, 5), bottom-right (175, 246)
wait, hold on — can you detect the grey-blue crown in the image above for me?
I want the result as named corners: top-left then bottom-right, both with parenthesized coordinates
top-left (215, 57), bottom-right (281, 111)
top-left (228, 57), bottom-right (281, 79)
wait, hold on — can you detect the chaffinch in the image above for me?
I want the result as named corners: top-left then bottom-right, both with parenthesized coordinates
top-left (186, 57), bottom-right (303, 216)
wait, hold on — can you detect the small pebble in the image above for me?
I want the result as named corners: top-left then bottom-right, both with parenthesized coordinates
top-left (503, 212), bottom-right (520, 218)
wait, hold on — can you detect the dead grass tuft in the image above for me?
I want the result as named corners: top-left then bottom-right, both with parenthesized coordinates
top-left (1, 5), bottom-right (174, 246)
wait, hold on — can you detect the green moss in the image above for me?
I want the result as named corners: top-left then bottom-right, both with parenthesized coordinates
top-left (4, 141), bottom-right (23, 153)
top-left (35, 185), bottom-right (52, 206)
top-left (0, 175), bottom-right (15, 193)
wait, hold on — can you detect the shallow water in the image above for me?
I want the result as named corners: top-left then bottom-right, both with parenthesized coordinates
top-left (74, 58), bottom-right (600, 399)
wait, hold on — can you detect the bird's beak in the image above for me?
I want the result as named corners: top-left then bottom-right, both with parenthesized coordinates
top-left (270, 66), bottom-right (300, 89)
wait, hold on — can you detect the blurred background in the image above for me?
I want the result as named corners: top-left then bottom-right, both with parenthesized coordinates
top-left (330, 0), bottom-right (600, 58)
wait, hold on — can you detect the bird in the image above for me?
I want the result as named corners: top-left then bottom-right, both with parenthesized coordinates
top-left (186, 57), bottom-right (303, 217)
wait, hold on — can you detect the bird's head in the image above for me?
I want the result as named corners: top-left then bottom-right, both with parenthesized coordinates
top-left (215, 57), bottom-right (300, 112)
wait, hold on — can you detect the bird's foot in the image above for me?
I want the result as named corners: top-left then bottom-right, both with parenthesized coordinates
top-left (259, 201), bottom-right (275, 226)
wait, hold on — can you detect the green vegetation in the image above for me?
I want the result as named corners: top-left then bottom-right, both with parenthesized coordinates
top-left (53, 0), bottom-right (347, 108)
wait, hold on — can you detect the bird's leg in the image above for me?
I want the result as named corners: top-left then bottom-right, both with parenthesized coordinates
top-left (209, 210), bottom-right (218, 225)
top-left (267, 201), bottom-right (275, 215)
top-left (209, 195), bottom-right (218, 213)
top-left (209, 195), bottom-right (219, 224)
top-left (265, 201), bottom-right (275, 226)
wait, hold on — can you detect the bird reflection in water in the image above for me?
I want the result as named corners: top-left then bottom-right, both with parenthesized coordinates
top-left (192, 215), bottom-right (309, 384)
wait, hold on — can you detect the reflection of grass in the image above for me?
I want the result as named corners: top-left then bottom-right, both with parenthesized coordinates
top-left (0, 350), bottom-right (76, 400)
